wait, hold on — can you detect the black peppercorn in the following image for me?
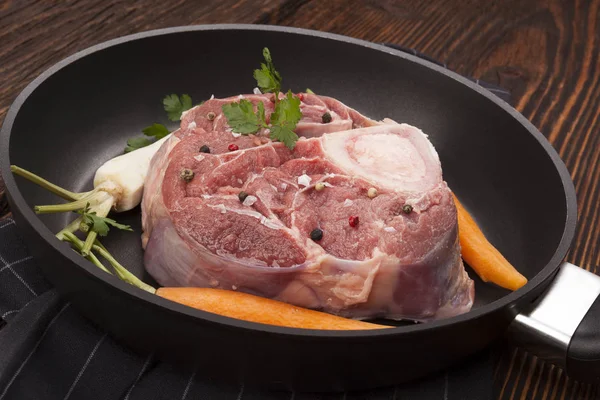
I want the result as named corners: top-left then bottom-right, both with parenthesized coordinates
top-left (310, 228), bottom-right (323, 241)
top-left (238, 191), bottom-right (249, 202)
top-left (402, 204), bottom-right (413, 214)
top-left (199, 145), bottom-right (210, 153)
top-left (180, 169), bottom-right (195, 182)
top-left (207, 112), bottom-right (216, 121)
top-left (322, 112), bottom-right (332, 124)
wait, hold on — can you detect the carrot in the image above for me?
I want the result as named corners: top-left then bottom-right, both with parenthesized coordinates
top-left (452, 193), bottom-right (527, 291)
top-left (156, 287), bottom-right (391, 330)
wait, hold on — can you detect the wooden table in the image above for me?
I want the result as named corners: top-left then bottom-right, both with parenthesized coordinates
top-left (1, 1), bottom-right (599, 398)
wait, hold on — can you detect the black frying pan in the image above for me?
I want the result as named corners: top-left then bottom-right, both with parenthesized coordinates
top-left (1, 25), bottom-right (598, 391)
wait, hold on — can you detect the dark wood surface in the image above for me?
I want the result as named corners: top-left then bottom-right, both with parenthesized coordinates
top-left (1, 1), bottom-right (599, 399)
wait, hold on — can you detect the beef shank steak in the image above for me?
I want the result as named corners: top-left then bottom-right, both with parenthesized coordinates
top-left (141, 93), bottom-right (474, 321)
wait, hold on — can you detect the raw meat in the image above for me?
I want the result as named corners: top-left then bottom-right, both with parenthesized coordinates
top-left (141, 93), bottom-right (474, 321)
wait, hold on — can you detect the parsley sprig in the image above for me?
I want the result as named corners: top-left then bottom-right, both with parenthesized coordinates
top-left (77, 203), bottom-right (133, 236)
top-left (124, 94), bottom-right (193, 153)
top-left (221, 100), bottom-right (267, 134)
top-left (253, 48), bottom-right (282, 99)
top-left (222, 48), bottom-right (303, 150)
top-left (163, 94), bottom-right (192, 121)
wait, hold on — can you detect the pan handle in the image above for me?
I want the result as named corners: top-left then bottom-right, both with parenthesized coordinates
top-left (508, 262), bottom-right (600, 383)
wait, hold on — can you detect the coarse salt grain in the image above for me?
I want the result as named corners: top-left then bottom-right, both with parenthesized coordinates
top-left (193, 154), bottom-right (205, 161)
top-left (210, 94), bottom-right (215, 100)
top-left (384, 226), bottom-right (397, 233)
top-left (188, 121), bottom-right (197, 130)
top-left (281, 183), bottom-right (288, 190)
top-left (343, 199), bottom-right (353, 207)
top-left (253, 87), bottom-right (262, 94)
top-left (243, 195), bottom-right (258, 207)
top-left (298, 174), bottom-right (311, 187)
top-left (232, 132), bottom-right (241, 138)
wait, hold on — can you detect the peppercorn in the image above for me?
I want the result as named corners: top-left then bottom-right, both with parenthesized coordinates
top-left (315, 182), bottom-right (326, 191)
top-left (349, 216), bottom-right (359, 227)
top-left (199, 145), bottom-right (210, 153)
top-left (367, 187), bottom-right (378, 198)
top-left (310, 228), bottom-right (323, 241)
top-left (402, 204), bottom-right (413, 214)
top-left (207, 112), bottom-right (216, 121)
top-left (322, 112), bottom-right (332, 124)
top-left (238, 191), bottom-right (249, 202)
top-left (228, 144), bottom-right (239, 151)
top-left (180, 169), bottom-right (194, 182)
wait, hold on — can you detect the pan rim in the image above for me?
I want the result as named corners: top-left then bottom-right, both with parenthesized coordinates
top-left (0, 24), bottom-right (578, 338)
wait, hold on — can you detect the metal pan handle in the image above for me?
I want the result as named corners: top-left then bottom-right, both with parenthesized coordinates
top-left (508, 262), bottom-right (600, 383)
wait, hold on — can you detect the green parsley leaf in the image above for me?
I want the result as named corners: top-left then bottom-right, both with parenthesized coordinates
top-left (268, 91), bottom-right (302, 150)
top-left (101, 216), bottom-right (134, 232)
top-left (271, 90), bottom-right (302, 127)
top-left (253, 48), bottom-right (282, 94)
top-left (221, 99), bottom-right (267, 134)
top-left (305, 88), bottom-right (315, 94)
top-left (124, 137), bottom-right (153, 153)
top-left (77, 204), bottom-right (133, 237)
top-left (270, 124), bottom-right (298, 150)
top-left (124, 123), bottom-right (170, 153)
top-left (163, 94), bottom-right (193, 121)
top-left (142, 123), bottom-right (170, 139)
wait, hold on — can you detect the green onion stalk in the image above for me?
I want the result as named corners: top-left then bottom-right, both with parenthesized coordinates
top-left (11, 166), bottom-right (116, 254)
top-left (9, 149), bottom-right (166, 294)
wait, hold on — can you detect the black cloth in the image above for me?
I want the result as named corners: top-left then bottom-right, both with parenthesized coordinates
top-left (0, 46), bottom-right (509, 398)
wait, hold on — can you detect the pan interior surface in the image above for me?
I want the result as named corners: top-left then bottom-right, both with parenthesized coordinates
top-left (4, 27), bottom-right (571, 326)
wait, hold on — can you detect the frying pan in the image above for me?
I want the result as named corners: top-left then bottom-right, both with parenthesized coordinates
top-left (1, 25), bottom-right (599, 391)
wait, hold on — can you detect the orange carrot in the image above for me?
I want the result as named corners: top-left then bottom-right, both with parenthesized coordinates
top-left (156, 287), bottom-right (391, 330)
top-left (452, 193), bottom-right (527, 291)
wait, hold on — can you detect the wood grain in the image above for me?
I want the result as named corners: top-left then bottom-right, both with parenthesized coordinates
top-left (1, 1), bottom-right (599, 399)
